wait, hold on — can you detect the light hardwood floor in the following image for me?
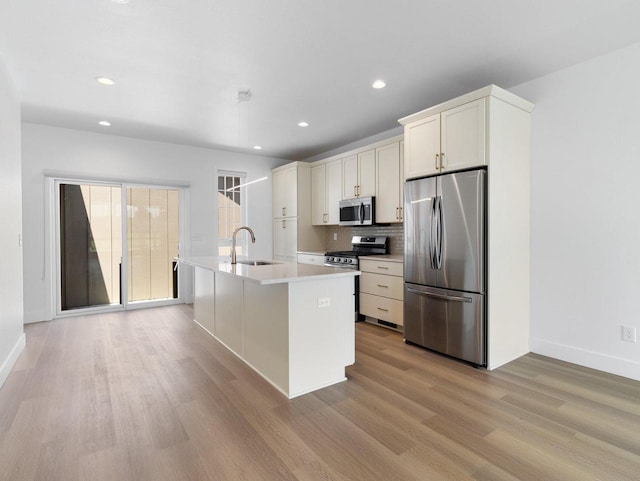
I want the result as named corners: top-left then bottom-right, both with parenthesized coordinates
top-left (1, 305), bottom-right (639, 480)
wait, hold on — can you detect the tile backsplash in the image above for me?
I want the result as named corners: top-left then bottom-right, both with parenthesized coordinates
top-left (323, 224), bottom-right (403, 255)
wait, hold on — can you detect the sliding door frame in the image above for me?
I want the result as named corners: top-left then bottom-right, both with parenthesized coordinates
top-left (51, 176), bottom-right (188, 319)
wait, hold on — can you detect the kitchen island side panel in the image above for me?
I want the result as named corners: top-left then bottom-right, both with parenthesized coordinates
top-left (214, 273), bottom-right (244, 357)
top-left (243, 282), bottom-right (289, 394)
top-left (193, 266), bottom-right (215, 335)
top-left (288, 276), bottom-right (355, 397)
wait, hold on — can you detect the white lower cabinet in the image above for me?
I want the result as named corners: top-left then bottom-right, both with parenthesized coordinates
top-left (359, 258), bottom-right (404, 328)
top-left (273, 218), bottom-right (298, 262)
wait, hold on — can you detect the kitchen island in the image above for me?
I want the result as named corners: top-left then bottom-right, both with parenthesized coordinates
top-left (176, 256), bottom-right (359, 398)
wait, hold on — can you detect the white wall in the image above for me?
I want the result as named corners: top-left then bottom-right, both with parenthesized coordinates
top-left (0, 58), bottom-right (25, 388)
top-left (21, 123), bottom-right (288, 323)
top-left (512, 41), bottom-right (640, 381)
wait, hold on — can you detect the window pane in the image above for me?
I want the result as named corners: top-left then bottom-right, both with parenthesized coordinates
top-left (218, 174), bottom-right (246, 257)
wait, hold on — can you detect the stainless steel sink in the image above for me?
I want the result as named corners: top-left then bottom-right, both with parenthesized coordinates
top-left (237, 260), bottom-right (279, 266)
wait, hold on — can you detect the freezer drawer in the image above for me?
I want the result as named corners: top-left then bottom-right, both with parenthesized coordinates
top-left (404, 283), bottom-right (485, 366)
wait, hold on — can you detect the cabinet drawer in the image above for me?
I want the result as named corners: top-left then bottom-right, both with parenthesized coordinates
top-left (359, 258), bottom-right (403, 277)
top-left (360, 272), bottom-right (403, 300)
top-left (297, 253), bottom-right (325, 265)
top-left (360, 293), bottom-right (404, 326)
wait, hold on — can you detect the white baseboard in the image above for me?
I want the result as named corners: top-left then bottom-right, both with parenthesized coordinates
top-left (0, 333), bottom-right (26, 389)
top-left (531, 337), bottom-right (640, 382)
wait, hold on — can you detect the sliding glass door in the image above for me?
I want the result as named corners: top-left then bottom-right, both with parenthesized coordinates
top-left (56, 180), bottom-right (181, 315)
top-left (59, 183), bottom-right (122, 310)
top-left (127, 187), bottom-right (179, 303)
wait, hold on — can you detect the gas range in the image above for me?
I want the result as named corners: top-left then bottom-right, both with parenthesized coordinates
top-left (324, 236), bottom-right (388, 269)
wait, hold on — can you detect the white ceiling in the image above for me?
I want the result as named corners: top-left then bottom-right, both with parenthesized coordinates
top-left (1, 0), bottom-right (639, 160)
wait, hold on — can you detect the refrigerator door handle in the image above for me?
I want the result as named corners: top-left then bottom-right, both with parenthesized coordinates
top-left (406, 287), bottom-right (472, 303)
top-left (435, 195), bottom-right (444, 269)
top-left (429, 197), bottom-right (436, 269)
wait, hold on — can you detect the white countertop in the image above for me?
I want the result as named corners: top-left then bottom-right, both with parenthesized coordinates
top-left (176, 256), bottom-right (359, 285)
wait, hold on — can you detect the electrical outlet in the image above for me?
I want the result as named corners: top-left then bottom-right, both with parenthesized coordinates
top-left (317, 297), bottom-right (331, 308)
top-left (622, 326), bottom-right (637, 343)
top-left (333, 232), bottom-right (337, 241)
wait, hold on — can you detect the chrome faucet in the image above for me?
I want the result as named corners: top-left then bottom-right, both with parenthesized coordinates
top-left (231, 226), bottom-right (256, 264)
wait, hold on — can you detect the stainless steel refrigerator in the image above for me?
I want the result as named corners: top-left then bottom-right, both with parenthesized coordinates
top-left (403, 168), bottom-right (486, 366)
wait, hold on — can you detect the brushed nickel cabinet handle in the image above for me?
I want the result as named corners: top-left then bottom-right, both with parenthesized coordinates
top-left (282, 207), bottom-right (285, 216)
top-left (435, 153), bottom-right (439, 170)
top-left (440, 152), bottom-right (445, 169)
top-left (377, 284), bottom-right (389, 288)
top-left (377, 266), bottom-right (389, 270)
top-left (377, 307), bottom-right (389, 312)
top-left (282, 219), bottom-right (285, 229)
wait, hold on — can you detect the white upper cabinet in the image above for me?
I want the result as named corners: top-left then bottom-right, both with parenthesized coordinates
top-left (343, 149), bottom-right (376, 198)
top-left (311, 164), bottom-right (326, 226)
top-left (273, 166), bottom-right (298, 218)
top-left (441, 98), bottom-right (486, 172)
top-left (325, 160), bottom-right (342, 224)
top-left (311, 159), bottom-right (343, 226)
top-left (342, 154), bottom-right (358, 199)
top-left (402, 98), bottom-right (486, 180)
top-left (358, 149), bottom-right (376, 197)
top-left (375, 141), bottom-right (403, 223)
top-left (404, 113), bottom-right (441, 179)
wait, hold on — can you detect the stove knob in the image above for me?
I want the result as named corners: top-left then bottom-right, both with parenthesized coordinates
top-left (346, 258), bottom-right (353, 264)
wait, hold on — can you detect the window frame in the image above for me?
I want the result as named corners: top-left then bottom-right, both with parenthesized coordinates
top-left (217, 171), bottom-right (249, 257)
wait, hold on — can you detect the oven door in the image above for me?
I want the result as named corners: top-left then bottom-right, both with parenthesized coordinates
top-left (339, 197), bottom-right (375, 226)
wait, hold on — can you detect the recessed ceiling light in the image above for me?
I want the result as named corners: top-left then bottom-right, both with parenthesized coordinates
top-left (372, 79), bottom-right (386, 89)
top-left (298, 121), bottom-right (309, 127)
top-left (110, 0), bottom-right (131, 4)
top-left (253, 145), bottom-right (262, 150)
top-left (96, 77), bottom-right (115, 86)
top-left (99, 120), bottom-right (111, 127)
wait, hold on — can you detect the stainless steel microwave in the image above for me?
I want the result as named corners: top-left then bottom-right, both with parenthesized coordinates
top-left (339, 196), bottom-right (375, 226)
